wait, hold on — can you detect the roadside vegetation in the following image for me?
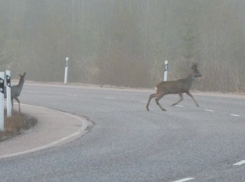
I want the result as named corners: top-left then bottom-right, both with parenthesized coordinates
top-left (0, 110), bottom-right (37, 142)
top-left (0, 1), bottom-right (244, 92)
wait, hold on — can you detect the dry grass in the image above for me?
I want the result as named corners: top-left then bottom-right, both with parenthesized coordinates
top-left (0, 110), bottom-right (37, 142)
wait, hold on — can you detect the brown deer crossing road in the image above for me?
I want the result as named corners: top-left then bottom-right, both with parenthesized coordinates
top-left (0, 83), bottom-right (245, 182)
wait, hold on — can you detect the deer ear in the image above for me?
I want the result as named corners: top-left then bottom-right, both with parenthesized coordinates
top-left (191, 62), bottom-right (198, 70)
top-left (191, 63), bottom-right (195, 70)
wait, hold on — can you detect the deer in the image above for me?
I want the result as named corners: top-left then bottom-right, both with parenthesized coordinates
top-left (146, 63), bottom-right (201, 111)
top-left (4, 72), bottom-right (26, 113)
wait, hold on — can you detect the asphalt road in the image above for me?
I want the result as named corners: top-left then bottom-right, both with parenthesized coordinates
top-left (1, 83), bottom-right (245, 182)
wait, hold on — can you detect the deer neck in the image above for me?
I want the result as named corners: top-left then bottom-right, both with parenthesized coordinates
top-left (184, 72), bottom-right (195, 87)
top-left (17, 78), bottom-right (25, 90)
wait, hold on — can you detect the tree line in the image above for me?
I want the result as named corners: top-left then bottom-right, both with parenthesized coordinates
top-left (0, 0), bottom-right (244, 92)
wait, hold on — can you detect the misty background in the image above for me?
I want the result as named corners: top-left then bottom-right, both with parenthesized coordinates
top-left (0, 0), bottom-right (245, 92)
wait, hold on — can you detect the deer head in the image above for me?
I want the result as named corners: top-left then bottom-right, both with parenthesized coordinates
top-left (19, 72), bottom-right (26, 81)
top-left (19, 72), bottom-right (26, 78)
top-left (191, 63), bottom-right (202, 77)
top-left (17, 72), bottom-right (26, 86)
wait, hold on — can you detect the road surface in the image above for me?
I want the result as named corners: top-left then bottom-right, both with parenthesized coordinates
top-left (0, 83), bottom-right (245, 182)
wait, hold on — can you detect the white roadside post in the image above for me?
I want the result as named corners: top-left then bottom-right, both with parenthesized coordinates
top-left (6, 70), bottom-right (12, 117)
top-left (64, 57), bottom-right (69, 84)
top-left (164, 60), bottom-right (168, 81)
top-left (0, 72), bottom-right (5, 131)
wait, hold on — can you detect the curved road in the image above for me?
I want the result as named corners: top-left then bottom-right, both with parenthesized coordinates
top-left (1, 83), bottom-right (245, 182)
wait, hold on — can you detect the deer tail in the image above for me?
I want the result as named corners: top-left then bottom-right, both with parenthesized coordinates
top-left (155, 86), bottom-right (159, 94)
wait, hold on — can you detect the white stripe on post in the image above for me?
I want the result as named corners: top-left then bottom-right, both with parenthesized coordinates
top-left (0, 72), bottom-right (5, 131)
top-left (64, 57), bottom-right (69, 84)
top-left (6, 70), bottom-right (12, 117)
top-left (164, 60), bottom-right (168, 81)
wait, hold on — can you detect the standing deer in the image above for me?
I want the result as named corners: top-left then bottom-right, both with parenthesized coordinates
top-left (5, 72), bottom-right (26, 113)
top-left (146, 63), bottom-right (201, 111)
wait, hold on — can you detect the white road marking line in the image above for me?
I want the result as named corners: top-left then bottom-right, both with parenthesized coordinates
top-left (231, 114), bottom-right (240, 117)
top-left (141, 101), bottom-right (147, 103)
top-left (173, 178), bottom-right (195, 182)
top-left (204, 109), bottom-right (214, 112)
top-left (104, 97), bottom-right (114, 99)
top-left (233, 160), bottom-right (245, 166)
top-left (175, 105), bottom-right (184, 107)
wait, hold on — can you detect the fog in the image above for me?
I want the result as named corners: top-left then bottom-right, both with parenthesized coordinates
top-left (0, 0), bottom-right (245, 92)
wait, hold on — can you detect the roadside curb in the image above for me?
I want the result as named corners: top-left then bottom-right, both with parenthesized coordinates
top-left (0, 104), bottom-right (90, 160)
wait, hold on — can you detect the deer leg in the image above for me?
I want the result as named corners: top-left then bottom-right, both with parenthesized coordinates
top-left (155, 93), bottom-right (166, 111)
top-left (14, 97), bottom-right (21, 113)
top-left (11, 98), bottom-right (14, 108)
top-left (172, 93), bottom-right (183, 106)
top-left (186, 91), bottom-right (199, 107)
top-left (146, 93), bottom-right (157, 111)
